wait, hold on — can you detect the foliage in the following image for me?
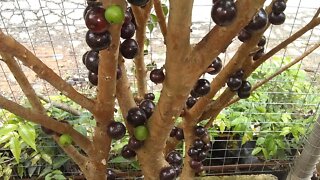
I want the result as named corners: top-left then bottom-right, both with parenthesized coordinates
top-left (212, 56), bottom-right (320, 160)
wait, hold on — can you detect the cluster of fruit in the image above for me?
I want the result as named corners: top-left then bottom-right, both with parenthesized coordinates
top-left (187, 126), bottom-right (211, 174)
top-left (158, 151), bottom-right (183, 179)
top-left (170, 126), bottom-right (185, 141)
top-left (211, 0), bottom-right (237, 27)
top-left (185, 77), bottom-right (212, 109)
top-left (227, 69), bottom-right (252, 99)
top-left (269, 0), bottom-right (286, 25)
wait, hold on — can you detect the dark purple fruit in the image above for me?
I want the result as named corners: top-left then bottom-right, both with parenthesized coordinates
top-left (253, 47), bottom-right (264, 61)
top-left (120, 39), bottom-right (139, 59)
top-left (166, 151), bottom-right (183, 167)
top-left (85, 6), bottom-right (109, 33)
top-left (197, 150), bottom-right (208, 161)
top-left (189, 160), bottom-right (203, 171)
top-left (170, 126), bottom-right (178, 137)
top-left (239, 80), bottom-right (251, 92)
top-left (127, 7), bottom-right (136, 26)
top-left (41, 126), bottom-right (55, 135)
top-left (245, 8), bottom-right (268, 31)
top-left (190, 90), bottom-right (201, 98)
top-left (121, 22), bottom-right (136, 39)
top-left (144, 93), bottom-right (155, 101)
top-left (124, 11), bottom-right (132, 24)
top-left (128, 136), bottom-right (144, 150)
top-left (107, 168), bottom-right (116, 180)
top-left (175, 128), bottom-right (184, 141)
top-left (84, 50), bottom-right (99, 74)
top-left (238, 90), bottom-right (250, 99)
top-left (193, 79), bottom-right (210, 96)
top-left (211, 0), bottom-right (237, 26)
top-left (238, 29), bottom-right (252, 42)
top-left (258, 36), bottom-right (266, 47)
top-left (82, 51), bottom-right (89, 65)
top-left (207, 57), bottom-right (223, 75)
top-left (194, 126), bottom-right (206, 137)
top-left (159, 166), bottom-right (176, 180)
top-left (269, 12), bottom-right (286, 25)
top-left (128, 0), bottom-right (149, 7)
top-left (188, 147), bottom-right (199, 160)
top-left (86, 30), bottom-right (112, 51)
top-left (83, 2), bottom-right (102, 19)
top-left (139, 99), bottom-right (155, 119)
top-left (193, 139), bottom-right (205, 149)
top-left (227, 76), bottom-right (242, 91)
top-left (88, 71), bottom-right (98, 86)
top-left (116, 66), bottom-right (122, 80)
top-left (107, 121), bottom-right (126, 140)
top-left (202, 142), bottom-right (212, 151)
top-left (150, 68), bottom-right (165, 84)
top-left (234, 69), bottom-right (244, 78)
top-left (186, 97), bottom-right (197, 108)
top-left (121, 145), bottom-right (136, 159)
top-left (173, 166), bottom-right (181, 176)
top-left (272, 0), bottom-right (286, 15)
top-left (126, 107), bottom-right (147, 127)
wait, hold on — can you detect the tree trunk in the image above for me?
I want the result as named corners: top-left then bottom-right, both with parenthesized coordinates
top-left (287, 116), bottom-right (320, 180)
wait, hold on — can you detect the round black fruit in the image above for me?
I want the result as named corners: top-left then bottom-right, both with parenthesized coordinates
top-left (194, 126), bottom-right (206, 137)
top-left (234, 69), bottom-right (244, 78)
top-left (253, 48), bottom-right (264, 61)
top-left (170, 126), bottom-right (178, 137)
top-left (269, 12), bottom-right (286, 25)
top-left (126, 107), bottom-right (147, 127)
top-left (175, 128), bottom-right (184, 141)
top-left (144, 93), bottom-right (155, 101)
top-left (128, 0), bottom-right (149, 7)
top-left (186, 96), bottom-right (197, 109)
top-left (159, 166), bottom-right (176, 180)
top-left (238, 29), bottom-right (252, 42)
top-left (190, 90), bottom-right (201, 98)
top-left (128, 136), bottom-right (144, 150)
top-left (211, 0), bottom-right (237, 26)
top-left (121, 145), bottom-right (136, 159)
top-left (150, 69), bottom-right (165, 84)
top-left (188, 147), bottom-right (199, 159)
top-left (83, 2), bottom-right (102, 19)
top-left (238, 90), bottom-right (250, 99)
top-left (189, 160), bottom-right (203, 171)
top-left (207, 57), bottom-right (223, 75)
top-left (107, 168), bottom-right (116, 180)
top-left (82, 51), bottom-right (89, 65)
top-left (197, 150), bottom-right (208, 162)
top-left (166, 151), bottom-right (183, 167)
top-left (227, 76), bottom-right (242, 91)
top-left (202, 142), bottom-right (212, 152)
top-left (124, 11), bottom-right (132, 24)
top-left (245, 8), bottom-right (268, 31)
top-left (193, 79), bottom-right (210, 96)
top-left (84, 50), bottom-right (99, 74)
top-left (86, 30), bottom-right (112, 51)
top-left (121, 22), bottom-right (136, 39)
top-left (85, 6), bottom-right (109, 33)
top-left (107, 121), bottom-right (126, 140)
top-left (193, 139), bottom-right (205, 149)
top-left (88, 71), bottom-right (98, 86)
top-left (239, 80), bottom-right (251, 92)
top-left (139, 99), bottom-right (155, 119)
top-left (258, 36), bottom-right (266, 47)
top-left (272, 0), bottom-right (286, 15)
top-left (120, 39), bottom-right (139, 59)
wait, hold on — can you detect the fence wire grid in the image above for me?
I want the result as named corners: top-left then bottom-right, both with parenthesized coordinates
top-left (0, 0), bottom-right (320, 179)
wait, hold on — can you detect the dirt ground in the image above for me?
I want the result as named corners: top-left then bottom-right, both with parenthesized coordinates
top-left (198, 174), bottom-right (278, 180)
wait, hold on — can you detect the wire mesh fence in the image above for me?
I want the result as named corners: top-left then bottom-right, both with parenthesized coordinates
top-left (0, 0), bottom-right (320, 179)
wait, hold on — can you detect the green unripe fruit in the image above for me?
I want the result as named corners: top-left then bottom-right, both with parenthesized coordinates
top-left (59, 134), bottom-right (73, 146)
top-left (105, 5), bottom-right (125, 24)
top-left (134, 125), bottom-right (149, 141)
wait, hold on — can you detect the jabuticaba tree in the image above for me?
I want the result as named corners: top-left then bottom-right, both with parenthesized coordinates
top-left (0, 0), bottom-right (319, 179)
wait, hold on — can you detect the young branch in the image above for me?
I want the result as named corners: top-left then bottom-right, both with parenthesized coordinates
top-left (0, 95), bottom-right (92, 154)
top-left (0, 53), bottom-right (45, 114)
top-left (154, 0), bottom-right (167, 42)
top-left (131, 2), bottom-right (153, 99)
top-left (0, 30), bottom-right (95, 113)
top-left (37, 93), bottom-right (81, 116)
top-left (227, 41), bottom-right (320, 106)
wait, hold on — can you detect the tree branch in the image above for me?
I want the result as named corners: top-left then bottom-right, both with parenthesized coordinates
top-left (0, 53), bottom-right (45, 114)
top-left (132, 1), bottom-right (153, 99)
top-left (154, 0), bottom-right (167, 42)
top-left (0, 95), bottom-right (93, 154)
top-left (0, 30), bottom-right (95, 113)
top-left (37, 93), bottom-right (81, 116)
top-left (227, 41), bottom-right (320, 106)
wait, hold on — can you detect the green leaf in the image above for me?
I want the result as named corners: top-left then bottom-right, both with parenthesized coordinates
top-left (251, 147), bottom-right (262, 155)
top-left (161, 3), bottom-right (169, 16)
top-left (147, 22), bottom-right (154, 32)
top-left (18, 123), bottom-right (37, 151)
top-left (262, 148), bottom-right (269, 160)
top-left (41, 153), bottom-right (52, 164)
top-left (280, 127), bottom-right (291, 136)
top-left (242, 132), bottom-right (253, 145)
top-left (0, 124), bottom-right (18, 136)
top-left (52, 174), bottom-right (66, 180)
top-left (53, 156), bottom-right (70, 169)
top-left (74, 126), bottom-right (87, 136)
top-left (28, 166), bottom-right (38, 177)
top-left (130, 160), bottom-right (140, 170)
top-left (109, 156), bottom-right (131, 164)
top-left (9, 134), bottom-right (21, 163)
top-left (39, 166), bottom-right (52, 177)
top-left (17, 164), bottom-right (24, 178)
top-left (0, 133), bottom-right (13, 144)
top-left (31, 154), bottom-right (41, 165)
top-left (219, 121), bottom-right (226, 133)
top-left (150, 14), bottom-right (158, 23)
top-left (255, 106), bottom-right (266, 113)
